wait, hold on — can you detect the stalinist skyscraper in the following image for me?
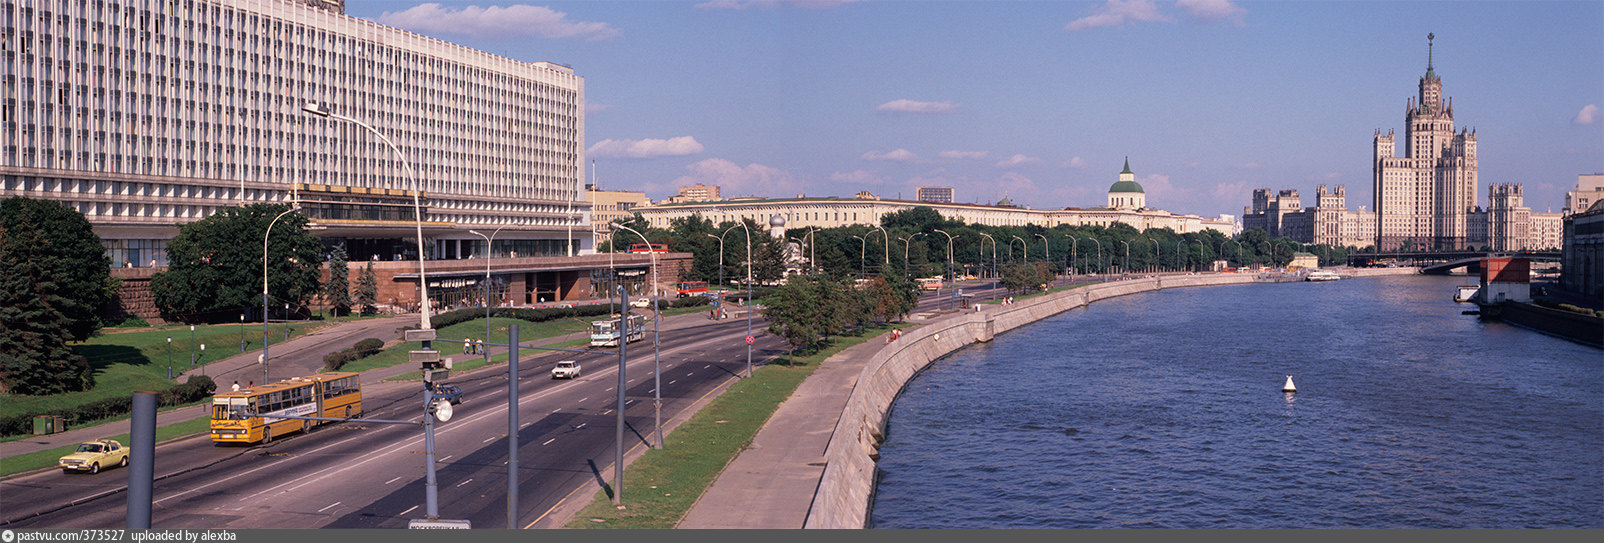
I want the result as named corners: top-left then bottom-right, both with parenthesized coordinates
top-left (1373, 33), bottom-right (1479, 250)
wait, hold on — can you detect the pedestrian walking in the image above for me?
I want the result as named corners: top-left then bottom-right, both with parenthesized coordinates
top-left (231, 380), bottom-right (240, 392)
top-left (463, 337), bottom-right (471, 354)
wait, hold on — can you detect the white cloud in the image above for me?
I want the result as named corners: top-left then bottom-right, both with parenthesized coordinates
top-left (695, 0), bottom-right (860, 9)
top-left (1211, 181), bottom-right (1254, 204)
top-left (1176, 0), bottom-right (1247, 25)
top-left (876, 99), bottom-right (959, 114)
top-left (1242, 161), bottom-right (1261, 169)
top-left (938, 150), bottom-right (989, 160)
top-left (1065, 0), bottom-right (1173, 32)
top-left (996, 154), bottom-right (1042, 168)
top-left (1306, 172), bottom-right (1342, 181)
top-left (1067, 156), bottom-right (1089, 169)
top-left (668, 159), bottom-right (799, 197)
top-left (378, 3), bottom-right (620, 41)
top-left (1574, 104), bottom-right (1601, 125)
top-left (585, 103), bottom-right (611, 114)
top-left (994, 172), bottom-right (1039, 198)
top-left (587, 137), bottom-right (705, 159)
top-left (862, 149), bottom-right (920, 162)
top-left (831, 170), bottom-right (887, 185)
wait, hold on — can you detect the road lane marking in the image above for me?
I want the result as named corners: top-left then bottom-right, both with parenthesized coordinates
top-left (578, 397), bottom-right (588, 403)
top-left (384, 476), bottom-right (402, 485)
top-left (482, 436), bottom-right (496, 443)
top-left (455, 478), bottom-right (472, 488)
top-left (401, 505), bottom-right (418, 516)
top-left (542, 438), bottom-right (556, 446)
top-left (318, 502), bottom-right (341, 513)
top-left (574, 423), bottom-right (586, 430)
top-left (439, 455), bottom-right (452, 462)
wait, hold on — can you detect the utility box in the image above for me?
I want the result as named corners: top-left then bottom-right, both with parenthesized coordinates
top-left (32, 415), bottom-right (65, 435)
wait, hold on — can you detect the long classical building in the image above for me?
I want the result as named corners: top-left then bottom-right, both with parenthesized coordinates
top-left (636, 160), bottom-right (1236, 235)
top-left (0, 0), bottom-right (662, 312)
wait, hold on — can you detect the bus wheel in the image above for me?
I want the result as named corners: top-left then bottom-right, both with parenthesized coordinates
top-left (262, 427), bottom-right (272, 444)
top-left (345, 406), bottom-right (352, 419)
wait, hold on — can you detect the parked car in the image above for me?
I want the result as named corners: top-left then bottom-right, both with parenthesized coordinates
top-left (551, 360), bottom-right (581, 379)
top-left (434, 384), bottom-right (463, 405)
top-left (58, 439), bottom-right (129, 474)
top-left (630, 297), bottom-right (651, 308)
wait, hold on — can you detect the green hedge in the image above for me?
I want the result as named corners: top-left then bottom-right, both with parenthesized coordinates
top-left (0, 375), bottom-right (215, 438)
top-left (322, 337), bottom-right (385, 371)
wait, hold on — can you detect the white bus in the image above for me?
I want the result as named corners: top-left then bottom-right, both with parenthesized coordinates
top-left (590, 313), bottom-right (647, 347)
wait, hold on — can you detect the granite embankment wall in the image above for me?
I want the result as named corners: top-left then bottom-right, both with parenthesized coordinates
top-left (803, 268), bottom-right (1419, 528)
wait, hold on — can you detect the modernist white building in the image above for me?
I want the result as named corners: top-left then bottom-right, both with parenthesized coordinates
top-left (1, 0), bottom-right (588, 266)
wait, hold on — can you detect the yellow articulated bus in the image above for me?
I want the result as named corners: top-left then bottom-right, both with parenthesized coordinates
top-left (210, 372), bottom-right (361, 445)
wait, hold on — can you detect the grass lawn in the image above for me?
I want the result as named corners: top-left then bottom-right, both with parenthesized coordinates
top-left (1, 321), bottom-right (330, 422)
top-left (340, 316), bottom-right (595, 376)
top-left (564, 322), bottom-right (913, 529)
top-left (0, 415), bottom-right (213, 477)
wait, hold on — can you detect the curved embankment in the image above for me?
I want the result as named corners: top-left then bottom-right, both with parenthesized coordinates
top-left (803, 269), bottom-right (1417, 528)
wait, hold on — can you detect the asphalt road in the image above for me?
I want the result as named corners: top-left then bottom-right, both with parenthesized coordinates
top-left (1, 281), bottom-right (1012, 530)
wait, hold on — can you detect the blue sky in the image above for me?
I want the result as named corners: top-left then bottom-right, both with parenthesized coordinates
top-left (347, 1), bottom-right (1604, 219)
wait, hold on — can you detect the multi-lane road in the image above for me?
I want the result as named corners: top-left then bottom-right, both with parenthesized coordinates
top-left (1, 281), bottom-right (1010, 529)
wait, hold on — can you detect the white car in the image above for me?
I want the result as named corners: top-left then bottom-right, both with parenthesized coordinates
top-left (551, 360), bottom-right (580, 379)
top-left (630, 297), bottom-right (651, 308)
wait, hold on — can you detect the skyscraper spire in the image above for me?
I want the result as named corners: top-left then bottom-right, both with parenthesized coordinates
top-left (1425, 32), bottom-right (1438, 80)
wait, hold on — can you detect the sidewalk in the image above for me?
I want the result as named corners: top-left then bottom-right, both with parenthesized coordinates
top-left (676, 330), bottom-right (893, 529)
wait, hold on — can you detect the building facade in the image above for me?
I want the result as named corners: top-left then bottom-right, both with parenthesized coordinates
top-left (1372, 34), bottom-right (1479, 251)
top-left (1564, 174), bottom-right (1604, 216)
top-left (1243, 185), bottom-right (1375, 248)
top-left (1, 0), bottom-right (589, 269)
top-left (1560, 200), bottom-right (1603, 299)
top-left (636, 161), bottom-right (1234, 236)
top-left (585, 184), bottom-right (650, 243)
top-left (665, 183), bottom-right (720, 204)
top-left (915, 186), bottom-right (953, 204)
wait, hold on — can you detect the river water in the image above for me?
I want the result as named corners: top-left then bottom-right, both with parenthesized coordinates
top-left (868, 274), bottom-right (1601, 528)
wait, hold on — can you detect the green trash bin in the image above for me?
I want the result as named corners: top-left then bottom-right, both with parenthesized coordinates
top-left (33, 415), bottom-right (52, 435)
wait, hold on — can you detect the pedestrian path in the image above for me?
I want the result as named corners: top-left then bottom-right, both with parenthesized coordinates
top-left (676, 330), bottom-right (895, 529)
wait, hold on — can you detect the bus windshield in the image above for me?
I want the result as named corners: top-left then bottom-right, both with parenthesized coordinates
top-left (212, 398), bottom-right (253, 420)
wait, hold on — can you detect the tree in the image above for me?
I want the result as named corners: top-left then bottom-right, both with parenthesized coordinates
top-left (764, 275), bottom-right (833, 354)
top-left (355, 261), bottom-right (379, 315)
top-left (324, 242), bottom-right (352, 317)
top-left (0, 217), bottom-right (94, 394)
top-left (864, 276), bottom-right (919, 323)
top-left (1000, 261), bottom-right (1049, 293)
top-left (151, 204), bottom-right (324, 321)
top-left (0, 197), bottom-right (113, 341)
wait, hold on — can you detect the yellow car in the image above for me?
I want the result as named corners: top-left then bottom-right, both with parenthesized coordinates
top-left (58, 439), bottom-right (129, 474)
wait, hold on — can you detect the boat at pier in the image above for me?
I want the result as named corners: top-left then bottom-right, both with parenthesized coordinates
top-left (1306, 270), bottom-right (1340, 282)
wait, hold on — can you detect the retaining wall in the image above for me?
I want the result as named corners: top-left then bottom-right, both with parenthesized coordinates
top-left (803, 269), bottom-right (1418, 528)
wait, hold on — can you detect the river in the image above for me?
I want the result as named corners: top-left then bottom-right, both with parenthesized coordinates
top-left (868, 274), bottom-right (1601, 528)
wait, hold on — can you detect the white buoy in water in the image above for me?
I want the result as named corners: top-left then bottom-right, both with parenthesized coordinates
top-left (1282, 375), bottom-right (1296, 393)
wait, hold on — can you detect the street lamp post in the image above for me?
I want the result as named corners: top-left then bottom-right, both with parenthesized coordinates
top-left (1010, 235), bottom-right (1028, 263)
top-left (1090, 238), bottom-right (1102, 276)
top-left (166, 336), bottom-right (172, 380)
top-left (302, 101), bottom-right (438, 519)
top-left (932, 229), bottom-right (955, 282)
top-left (612, 222), bottom-right (664, 449)
top-left (262, 204), bottom-right (301, 385)
top-left (872, 225), bottom-right (890, 276)
top-left (1119, 240), bottom-right (1130, 276)
top-left (468, 226), bottom-right (507, 363)
top-left (850, 235), bottom-right (866, 279)
top-left (1065, 234), bottom-right (1078, 276)
top-left (706, 233), bottom-right (725, 289)
top-left (1198, 240), bottom-right (1210, 272)
top-left (978, 233), bottom-right (996, 279)
top-left (731, 221), bottom-right (753, 378)
top-left (1033, 233), bottom-right (1048, 276)
top-left (899, 233), bottom-right (925, 279)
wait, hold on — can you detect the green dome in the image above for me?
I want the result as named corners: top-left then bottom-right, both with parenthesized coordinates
top-left (1109, 180), bottom-right (1144, 194)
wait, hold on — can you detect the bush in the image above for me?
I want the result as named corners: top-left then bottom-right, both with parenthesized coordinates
top-left (323, 337), bottom-right (385, 371)
top-left (671, 296), bottom-right (710, 308)
top-left (353, 338), bottom-right (384, 356)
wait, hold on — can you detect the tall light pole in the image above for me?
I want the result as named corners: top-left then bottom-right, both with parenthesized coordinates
top-left (612, 222), bottom-right (664, 449)
top-left (1010, 235), bottom-right (1028, 263)
top-left (732, 221), bottom-right (753, 378)
top-left (166, 336), bottom-right (172, 380)
top-left (1119, 240), bottom-right (1130, 275)
top-left (932, 229), bottom-right (955, 282)
top-left (805, 227), bottom-right (816, 274)
top-left (468, 226), bottom-right (506, 357)
top-left (303, 101), bottom-right (438, 519)
top-left (1198, 240), bottom-right (1210, 272)
top-left (850, 235), bottom-right (866, 279)
top-left (872, 225), bottom-right (890, 276)
top-left (262, 204), bottom-right (301, 385)
top-left (1033, 233), bottom-right (1048, 273)
top-left (705, 233), bottom-right (724, 289)
top-left (1146, 236), bottom-right (1158, 273)
top-left (899, 232), bottom-right (924, 279)
top-left (978, 233), bottom-right (996, 278)
top-left (1065, 234), bottom-right (1078, 276)
top-left (1090, 237), bottom-right (1102, 275)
